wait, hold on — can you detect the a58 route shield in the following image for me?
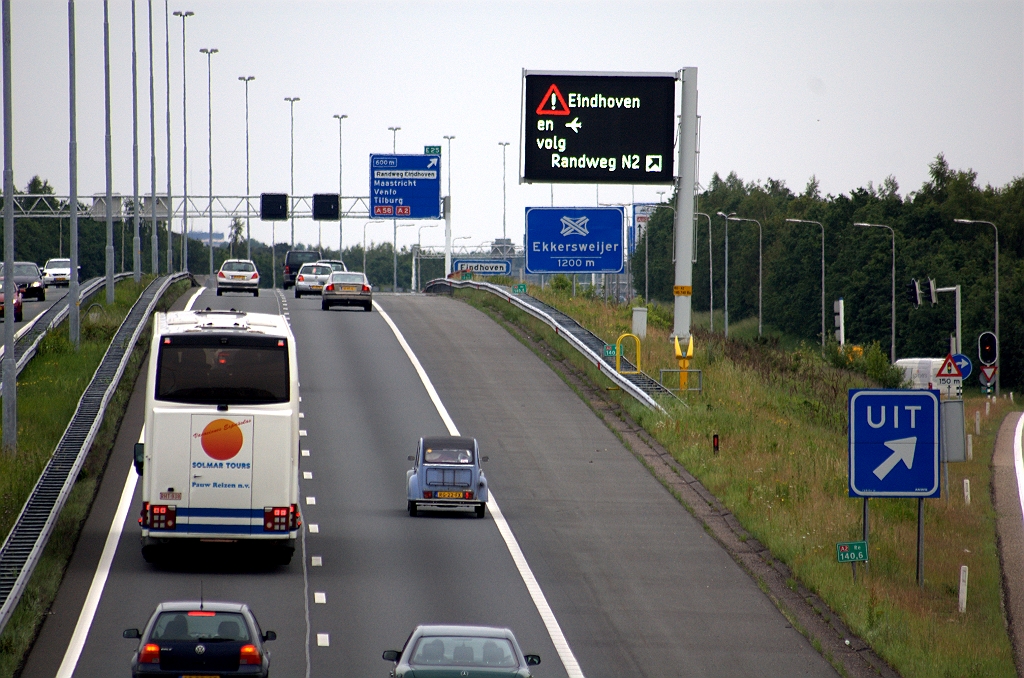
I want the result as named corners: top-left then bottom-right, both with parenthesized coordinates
top-left (522, 72), bottom-right (676, 184)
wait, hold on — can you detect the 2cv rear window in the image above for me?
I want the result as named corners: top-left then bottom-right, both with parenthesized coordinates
top-left (424, 448), bottom-right (474, 464)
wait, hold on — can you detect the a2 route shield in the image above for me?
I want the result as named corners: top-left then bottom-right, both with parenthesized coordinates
top-left (848, 389), bottom-right (940, 497)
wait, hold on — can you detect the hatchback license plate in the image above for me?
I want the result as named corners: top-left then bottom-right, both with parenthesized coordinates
top-left (311, 285), bottom-right (322, 290)
top-left (436, 491), bottom-right (465, 499)
top-left (232, 275), bottom-right (245, 279)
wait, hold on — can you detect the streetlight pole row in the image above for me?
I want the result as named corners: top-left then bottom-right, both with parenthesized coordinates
top-left (200, 46), bottom-right (217, 278)
top-left (334, 113), bottom-right (347, 259)
top-left (173, 9), bottom-right (192, 273)
top-left (239, 76), bottom-right (254, 260)
top-left (388, 126), bottom-right (400, 291)
top-left (285, 97), bottom-right (300, 248)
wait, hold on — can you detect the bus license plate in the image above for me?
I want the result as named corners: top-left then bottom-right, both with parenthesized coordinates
top-left (436, 491), bottom-right (464, 499)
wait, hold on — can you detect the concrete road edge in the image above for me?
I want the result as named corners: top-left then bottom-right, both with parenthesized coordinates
top-left (992, 411), bottom-right (1024, 676)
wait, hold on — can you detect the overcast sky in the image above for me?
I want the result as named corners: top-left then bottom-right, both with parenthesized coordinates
top-left (8, 0), bottom-right (1023, 251)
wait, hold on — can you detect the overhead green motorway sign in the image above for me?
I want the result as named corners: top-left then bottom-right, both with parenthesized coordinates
top-left (424, 146), bottom-right (442, 155)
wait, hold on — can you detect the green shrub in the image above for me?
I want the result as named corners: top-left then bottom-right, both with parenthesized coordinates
top-left (549, 274), bottom-right (572, 293)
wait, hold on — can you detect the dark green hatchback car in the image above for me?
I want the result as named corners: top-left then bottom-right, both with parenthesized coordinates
top-left (383, 625), bottom-right (541, 677)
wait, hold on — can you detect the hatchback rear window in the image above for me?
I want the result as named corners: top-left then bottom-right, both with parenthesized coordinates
top-left (221, 261), bottom-right (255, 272)
top-left (150, 611), bottom-right (251, 642)
top-left (424, 448), bottom-right (473, 464)
top-left (300, 265), bottom-right (331, 276)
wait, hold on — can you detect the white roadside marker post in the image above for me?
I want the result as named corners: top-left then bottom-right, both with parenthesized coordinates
top-left (967, 434), bottom-right (973, 461)
top-left (959, 566), bottom-right (969, 613)
top-left (963, 479), bottom-right (971, 506)
top-left (975, 410), bottom-right (981, 435)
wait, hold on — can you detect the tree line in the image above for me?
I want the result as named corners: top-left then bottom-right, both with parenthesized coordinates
top-left (633, 155), bottom-right (1024, 388)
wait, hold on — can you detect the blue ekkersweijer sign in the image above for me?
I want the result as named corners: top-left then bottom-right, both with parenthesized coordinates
top-left (525, 207), bottom-right (624, 274)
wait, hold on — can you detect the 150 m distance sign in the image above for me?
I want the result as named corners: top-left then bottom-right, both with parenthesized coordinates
top-left (522, 71), bottom-right (676, 184)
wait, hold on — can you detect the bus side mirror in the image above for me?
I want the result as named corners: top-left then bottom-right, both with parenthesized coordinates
top-left (133, 443), bottom-right (144, 475)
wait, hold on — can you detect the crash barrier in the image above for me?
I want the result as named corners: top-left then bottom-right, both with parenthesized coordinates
top-left (0, 273), bottom-right (134, 396)
top-left (0, 272), bottom-right (192, 634)
top-left (422, 278), bottom-right (680, 413)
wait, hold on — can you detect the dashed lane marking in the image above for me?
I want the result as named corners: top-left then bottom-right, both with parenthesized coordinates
top-left (311, 556), bottom-right (322, 566)
top-left (306, 497), bottom-right (316, 505)
top-left (303, 472), bottom-right (313, 479)
top-left (301, 449), bottom-right (310, 457)
top-left (308, 524), bottom-right (319, 533)
top-left (314, 592), bottom-right (326, 604)
top-left (316, 633), bottom-right (330, 647)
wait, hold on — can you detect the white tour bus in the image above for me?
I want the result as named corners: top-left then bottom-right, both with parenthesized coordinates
top-left (136, 309), bottom-right (301, 563)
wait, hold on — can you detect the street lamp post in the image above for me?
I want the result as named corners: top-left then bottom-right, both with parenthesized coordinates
top-left (695, 212), bottom-right (713, 331)
top-left (69, 0), bottom-right (80, 348)
top-left (103, 0), bottom-right (114, 303)
top-left (200, 47), bottom-right (217, 278)
top-left (147, 0), bottom-right (158, 275)
top-left (3, 0), bottom-right (16, 449)
top-left (163, 0), bottom-right (173, 273)
top-left (388, 126), bottom-right (400, 290)
top-left (854, 222), bottom-right (896, 362)
top-left (716, 212), bottom-right (736, 336)
top-left (131, 0), bottom-right (141, 283)
top-left (239, 76), bottom-right (254, 260)
top-left (499, 142), bottom-right (509, 240)
top-left (333, 114), bottom-right (347, 259)
top-left (442, 134), bottom-right (454, 275)
top-left (172, 9), bottom-right (193, 273)
top-left (285, 97), bottom-right (300, 247)
top-left (955, 218), bottom-right (999, 394)
top-left (727, 216), bottom-right (763, 336)
top-left (786, 218), bottom-right (826, 349)
top-left (415, 223), bottom-right (439, 291)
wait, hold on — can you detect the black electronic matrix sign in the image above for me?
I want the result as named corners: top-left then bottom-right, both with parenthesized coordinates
top-left (522, 72), bottom-right (676, 185)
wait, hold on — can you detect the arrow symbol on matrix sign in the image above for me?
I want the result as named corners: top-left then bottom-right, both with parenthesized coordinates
top-left (873, 437), bottom-right (917, 480)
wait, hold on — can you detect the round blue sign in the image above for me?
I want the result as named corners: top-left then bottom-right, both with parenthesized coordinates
top-left (952, 353), bottom-right (973, 380)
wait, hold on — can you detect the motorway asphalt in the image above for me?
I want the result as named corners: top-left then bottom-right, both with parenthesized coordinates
top-left (6, 285), bottom-right (67, 331)
top-left (22, 287), bottom-right (837, 677)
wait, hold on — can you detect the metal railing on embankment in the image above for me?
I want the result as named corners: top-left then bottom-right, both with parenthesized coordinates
top-left (0, 272), bottom-right (191, 633)
top-left (422, 278), bottom-right (680, 413)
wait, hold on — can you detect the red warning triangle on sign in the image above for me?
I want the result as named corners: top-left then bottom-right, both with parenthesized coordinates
top-left (980, 365), bottom-right (998, 383)
top-left (536, 84), bottom-right (570, 116)
top-left (936, 354), bottom-right (963, 378)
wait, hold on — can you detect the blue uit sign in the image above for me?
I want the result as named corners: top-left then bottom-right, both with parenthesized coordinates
top-left (369, 154), bottom-right (441, 219)
top-left (849, 389), bottom-right (940, 497)
top-left (452, 259), bottom-right (511, 275)
top-left (525, 207), bottom-right (624, 274)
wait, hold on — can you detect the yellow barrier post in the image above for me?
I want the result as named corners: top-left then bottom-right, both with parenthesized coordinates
top-left (674, 335), bottom-right (694, 391)
top-left (615, 333), bottom-right (641, 375)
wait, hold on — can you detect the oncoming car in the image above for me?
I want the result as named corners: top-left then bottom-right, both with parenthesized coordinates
top-left (407, 436), bottom-right (488, 518)
top-left (123, 601), bottom-right (276, 678)
top-left (321, 271), bottom-right (371, 311)
top-left (293, 263), bottom-right (332, 298)
top-left (382, 625), bottom-right (540, 678)
top-left (216, 259), bottom-right (260, 296)
top-left (42, 257), bottom-right (72, 287)
top-left (0, 262), bottom-right (45, 301)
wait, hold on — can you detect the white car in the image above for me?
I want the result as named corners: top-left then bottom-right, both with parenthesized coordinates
top-left (41, 258), bottom-right (72, 287)
top-left (293, 263), bottom-right (332, 298)
top-left (216, 259), bottom-right (260, 296)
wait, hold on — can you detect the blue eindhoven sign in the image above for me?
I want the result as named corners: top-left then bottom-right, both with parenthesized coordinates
top-left (848, 389), bottom-right (941, 498)
top-left (525, 207), bottom-right (624, 274)
top-left (369, 154), bottom-right (441, 219)
top-left (452, 259), bottom-right (512, 275)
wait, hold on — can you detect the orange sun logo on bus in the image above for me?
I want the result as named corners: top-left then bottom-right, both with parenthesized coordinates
top-left (201, 419), bottom-right (244, 460)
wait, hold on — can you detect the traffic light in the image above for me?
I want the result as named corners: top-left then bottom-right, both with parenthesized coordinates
top-left (312, 193), bottom-right (340, 221)
top-left (833, 298), bottom-right (845, 346)
top-left (928, 278), bottom-right (938, 305)
top-left (260, 193), bottom-right (288, 221)
top-left (979, 331), bottom-right (998, 366)
top-left (906, 279), bottom-right (921, 307)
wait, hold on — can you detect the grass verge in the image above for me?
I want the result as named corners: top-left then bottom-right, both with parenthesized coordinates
top-left (457, 284), bottom-right (1017, 678)
top-left (0, 276), bottom-right (190, 677)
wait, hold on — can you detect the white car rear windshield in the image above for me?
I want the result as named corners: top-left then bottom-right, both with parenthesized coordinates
top-left (221, 261), bottom-right (255, 272)
top-left (156, 335), bottom-right (289, 404)
top-left (424, 448), bottom-right (473, 464)
top-left (410, 636), bottom-right (517, 668)
top-left (150, 611), bottom-right (251, 642)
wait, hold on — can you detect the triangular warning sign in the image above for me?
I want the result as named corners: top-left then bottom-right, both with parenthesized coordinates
top-left (536, 84), bottom-right (570, 116)
top-left (936, 354), bottom-right (963, 378)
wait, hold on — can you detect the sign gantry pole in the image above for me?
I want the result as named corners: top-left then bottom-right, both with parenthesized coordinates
top-left (671, 68), bottom-right (697, 341)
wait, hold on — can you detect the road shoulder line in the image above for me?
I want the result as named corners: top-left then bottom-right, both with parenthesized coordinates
top-left (373, 300), bottom-right (585, 678)
top-left (993, 411), bottom-right (1024, 674)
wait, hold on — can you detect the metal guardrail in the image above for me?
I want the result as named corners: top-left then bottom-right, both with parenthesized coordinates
top-left (0, 273), bottom-right (133, 395)
top-left (0, 272), bottom-right (190, 633)
top-left (422, 278), bottom-right (679, 413)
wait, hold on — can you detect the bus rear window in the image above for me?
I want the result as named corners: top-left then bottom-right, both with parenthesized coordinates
top-left (156, 335), bottom-right (289, 404)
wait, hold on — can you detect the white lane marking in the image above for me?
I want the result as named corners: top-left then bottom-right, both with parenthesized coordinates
top-left (300, 430), bottom-right (307, 437)
top-left (299, 412), bottom-right (305, 419)
top-left (301, 449), bottom-right (310, 457)
top-left (301, 503), bottom-right (312, 678)
top-left (303, 472), bottom-right (313, 479)
top-left (183, 286), bottom-right (205, 311)
top-left (308, 524), bottom-right (319, 533)
top-left (314, 592), bottom-right (326, 604)
top-left (316, 633), bottom-right (330, 647)
top-left (1014, 414), bottom-right (1024, 532)
top-left (56, 430), bottom-right (144, 678)
top-left (306, 497), bottom-right (316, 505)
top-left (311, 556), bottom-right (322, 567)
top-left (373, 301), bottom-right (585, 678)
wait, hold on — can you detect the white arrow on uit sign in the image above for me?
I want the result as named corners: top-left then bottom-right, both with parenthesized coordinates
top-left (873, 437), bottom-right (917, 480)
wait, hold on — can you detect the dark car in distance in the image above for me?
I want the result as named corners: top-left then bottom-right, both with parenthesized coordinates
top-left (123, 601), bottom-right (276, 678)
top-left (383, 625), bottom-right (541, 678)
top-left (0, 262), bottom-right (45, 301)
top-left (282, 250), bottom-right (321, 289)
